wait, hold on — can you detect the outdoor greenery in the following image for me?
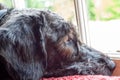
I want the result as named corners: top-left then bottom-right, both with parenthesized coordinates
top-left (87, 0), bottom-right (96, 20)
top-left (0, 0), bottom-right (13, 8)
top-left (24, 0), bottom-right (54, 10)
top-left (25, 0), bottom-right (76, 24)
top-left (105, 0), bottom-right (120, 20)
top-left (1, 0), bottom-right (120, 21)
top-left (87, 0), bottom-right (120, 21)
top-left (24, 0), bottom-right (120, 21)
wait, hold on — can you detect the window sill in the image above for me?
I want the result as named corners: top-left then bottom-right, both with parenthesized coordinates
top-left (106, 53), bottom-right (120, 60)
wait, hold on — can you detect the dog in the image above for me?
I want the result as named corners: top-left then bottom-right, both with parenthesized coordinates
top-left (0, 8), bottom-right (115, 80)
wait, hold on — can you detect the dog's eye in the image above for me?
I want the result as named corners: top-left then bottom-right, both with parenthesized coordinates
top-left (67, 38), bottom-right (72, 41)
top-left (67, 37), bottom-right (73, 42)
top-left (65, 38), bottom-right (73, 45)
top-left (63, 35), bottom-right (74, 43)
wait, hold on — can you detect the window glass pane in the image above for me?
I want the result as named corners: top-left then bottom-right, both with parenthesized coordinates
top-left (0, 0), bottom-right (13, 8)
top-left (87, 0), bottom-right (120, 53)
top-left (24, 0), bottom-right (77, 26)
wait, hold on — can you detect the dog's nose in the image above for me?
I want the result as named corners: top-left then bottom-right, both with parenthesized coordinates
top-left (104, 58), bottom-right (116, 70)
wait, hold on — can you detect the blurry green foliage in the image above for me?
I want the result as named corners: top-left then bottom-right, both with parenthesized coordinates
top-left (87, 0), bottom-right (96, 20)
top-left (104, 0), bottom-right (120, 20)
top-left (88, 0), bottom-right (120, 21)
top-left (1, 0), bottom-right (120, 21)
top-left (24, 0), bottom-right (54, 10)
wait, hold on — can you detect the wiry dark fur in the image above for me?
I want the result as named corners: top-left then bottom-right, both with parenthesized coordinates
top-left (0, 9), bottom-right (115, 80)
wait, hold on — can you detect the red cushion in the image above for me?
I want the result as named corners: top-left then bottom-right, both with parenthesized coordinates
top-left (42, 75), bottom-right (120, 80)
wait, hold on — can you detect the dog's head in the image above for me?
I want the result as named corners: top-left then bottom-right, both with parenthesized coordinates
top-left (43, 11), bottom-right (82, 64)
top-left (0, 9), bottom-right (116, 80)
top-left (42, 11), bottom-right (116, 77)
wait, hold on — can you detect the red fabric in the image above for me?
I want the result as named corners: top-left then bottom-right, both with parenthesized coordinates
top-left (42, 75), bottom-right (120, 80)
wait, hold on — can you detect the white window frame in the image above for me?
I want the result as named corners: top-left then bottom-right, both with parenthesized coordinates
top-left (74, 0), bottom-right (91, 46)
top-left (12, 0), bottom-right (25, 9)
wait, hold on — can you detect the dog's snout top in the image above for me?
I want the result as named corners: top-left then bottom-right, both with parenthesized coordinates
top-left (78, 44), bottom-right (115, 73)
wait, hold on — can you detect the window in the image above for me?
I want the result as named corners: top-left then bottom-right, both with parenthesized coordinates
top-left (3, 0), bottom-right (76, 27)
top-left (24, 0), bottom-right (77, 27)
top-left (75, 0), bottom-right (120, 59)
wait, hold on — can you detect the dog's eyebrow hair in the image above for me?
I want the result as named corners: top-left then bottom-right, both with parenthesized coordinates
top-left (0, 27), bottom-right (9, 31)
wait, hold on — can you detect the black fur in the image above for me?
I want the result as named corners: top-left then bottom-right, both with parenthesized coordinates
top-left (0, 9), bottom-right (115, 80)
